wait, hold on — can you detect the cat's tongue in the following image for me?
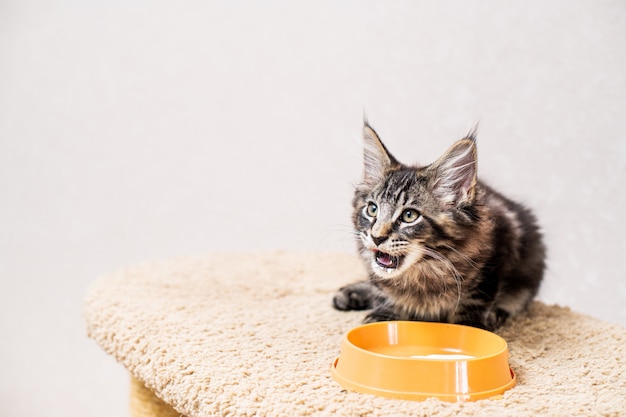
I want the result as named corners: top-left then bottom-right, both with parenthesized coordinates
top-left (375, 251), bottom-right (398, 269)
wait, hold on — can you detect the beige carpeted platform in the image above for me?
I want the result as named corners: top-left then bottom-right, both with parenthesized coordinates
top-left (84, 252), bottom-right (626, 416)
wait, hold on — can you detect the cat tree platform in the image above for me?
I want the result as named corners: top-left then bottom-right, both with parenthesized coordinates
top-left (83, 252), bottom-right (626, 416)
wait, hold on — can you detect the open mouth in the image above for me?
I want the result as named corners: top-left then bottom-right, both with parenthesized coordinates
top-left (374, 250), bottom-right (403, 271)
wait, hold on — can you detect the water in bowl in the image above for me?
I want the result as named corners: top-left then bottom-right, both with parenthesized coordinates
top-left (369, 344), bottom-right (475, 360)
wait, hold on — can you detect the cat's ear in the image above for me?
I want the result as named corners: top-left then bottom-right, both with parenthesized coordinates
top-left (430, 136), bottom-right (478, 207)
top-left (362, 122), bottom-right (398, 184)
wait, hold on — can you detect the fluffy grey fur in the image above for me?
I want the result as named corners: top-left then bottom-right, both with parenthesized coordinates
top-left (333, 122), bottom-right (546, 331)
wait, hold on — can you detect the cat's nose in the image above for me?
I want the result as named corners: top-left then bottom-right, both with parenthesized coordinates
top-left (371, 235), bottom-right (388, 246)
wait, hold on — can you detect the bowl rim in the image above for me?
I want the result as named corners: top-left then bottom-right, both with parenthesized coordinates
top-left (344, 321), bottom-right (509, 362)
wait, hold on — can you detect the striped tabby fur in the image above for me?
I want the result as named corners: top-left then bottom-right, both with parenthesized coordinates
top-left (333, 122), bottom-right (545, 331)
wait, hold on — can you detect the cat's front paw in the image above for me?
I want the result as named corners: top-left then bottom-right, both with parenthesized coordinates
top-left (332, 281), bottom-right (375, 311)
top-left (363, 307), bottom-right (400, 323)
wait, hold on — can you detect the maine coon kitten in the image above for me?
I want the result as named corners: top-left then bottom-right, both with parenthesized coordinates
top-left (333, 122), bottom-right (546, 331)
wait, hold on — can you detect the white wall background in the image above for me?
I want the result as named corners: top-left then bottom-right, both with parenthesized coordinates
top-left (1, 1), bottom-right (624, 416)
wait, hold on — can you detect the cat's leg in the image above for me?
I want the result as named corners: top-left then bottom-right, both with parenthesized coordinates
top-left (362, 292), bottom-right (403, 323)
top-left (455, 316), bottom-right (490, 330)
top-left (334, 282), bottom-right (401, 323)
top-left (454, 304), bottom-right (511, 331)
top-left (453, 305), bottom-right (494, 331)
top-left (363, 305), bottom-right (401, 323)
top-left (491, 308), bottom-right (510, 329)
top-left (332, 281), bottom-right (376, 311)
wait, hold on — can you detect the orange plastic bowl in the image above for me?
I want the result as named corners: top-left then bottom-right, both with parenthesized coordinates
top-left (331, 321), bottom-right (516, 402)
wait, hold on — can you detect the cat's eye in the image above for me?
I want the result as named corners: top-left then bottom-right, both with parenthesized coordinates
top-left (365, 203), bottom-right (378, 217)
top-left (401, 209), bottom-right (421, 223)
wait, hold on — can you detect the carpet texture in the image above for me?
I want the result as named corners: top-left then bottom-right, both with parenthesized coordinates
top-left (84, 252), bottom-right (626, 416)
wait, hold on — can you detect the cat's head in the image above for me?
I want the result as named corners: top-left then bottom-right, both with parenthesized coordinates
top-left (353, 122), bottom-right (479, 279)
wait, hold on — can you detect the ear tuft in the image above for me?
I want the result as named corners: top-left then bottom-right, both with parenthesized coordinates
top-left (362, 123), bottom-right (397, 185)
top-left (430, 137), bottom-right (478, 207)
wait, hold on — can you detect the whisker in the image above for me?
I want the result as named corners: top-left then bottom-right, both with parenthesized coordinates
top-left (441, 243), bottom-right (480, 269)
top-left (422, 247), bottom-right (464, 314)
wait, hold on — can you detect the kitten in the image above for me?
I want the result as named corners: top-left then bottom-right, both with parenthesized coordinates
top-left (333, 122), bottom-right (546, 331)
